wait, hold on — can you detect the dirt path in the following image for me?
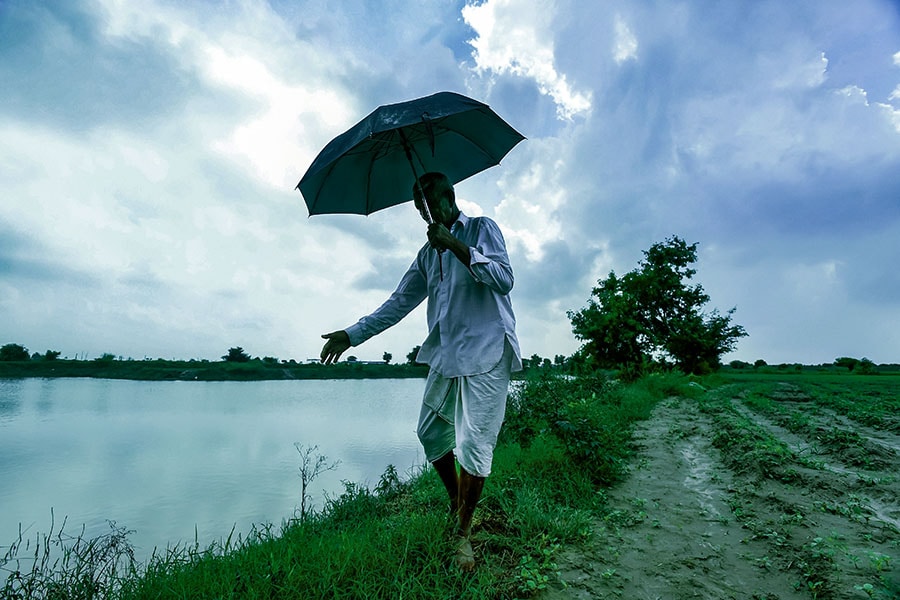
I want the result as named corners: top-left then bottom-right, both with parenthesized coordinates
top-left (539, 389), bottom-right (899, 600)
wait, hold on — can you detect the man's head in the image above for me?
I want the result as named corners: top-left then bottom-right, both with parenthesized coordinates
top-left (413, 172), bottom-right (459, 227)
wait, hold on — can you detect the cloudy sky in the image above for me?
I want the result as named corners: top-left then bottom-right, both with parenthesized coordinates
top-left (2, 0), bottom-right (898, 366)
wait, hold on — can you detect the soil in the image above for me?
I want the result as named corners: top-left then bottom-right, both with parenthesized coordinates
top-left (538, 385), bottom-right (899, 600)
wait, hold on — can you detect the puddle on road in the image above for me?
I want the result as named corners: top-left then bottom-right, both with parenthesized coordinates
top-left (867, 497), bottom-right (900, 532)
top-left (680, 441), bottom-right (723, 519)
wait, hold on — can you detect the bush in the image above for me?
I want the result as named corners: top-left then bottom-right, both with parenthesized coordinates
top-left (503, 372), bottom-right (665, 485)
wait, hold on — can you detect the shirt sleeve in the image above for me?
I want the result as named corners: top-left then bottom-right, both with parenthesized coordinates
top-left (467, 217), bottom-right (514, 295)
top-left (344, 255), bottom-right (428, 346)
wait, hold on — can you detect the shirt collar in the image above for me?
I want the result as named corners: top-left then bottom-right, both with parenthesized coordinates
top-left (452, 211), bottom-right (469, 231)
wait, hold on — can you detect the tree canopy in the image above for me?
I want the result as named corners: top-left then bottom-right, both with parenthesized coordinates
top-left (406, 346), bottom-right (422, 366)
top-left (568, 236), bottom-right (747, 378)
top-left (0, 343), bottom-right (30, 361)
top-left (222, 347), bottom-right (251, 362)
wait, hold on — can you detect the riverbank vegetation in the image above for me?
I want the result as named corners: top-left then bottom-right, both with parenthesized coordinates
top-left (0, 355), bottom-right (428, 381)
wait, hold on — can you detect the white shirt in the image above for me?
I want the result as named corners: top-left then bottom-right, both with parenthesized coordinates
top-left (345, 212), bottom-right (522, 378)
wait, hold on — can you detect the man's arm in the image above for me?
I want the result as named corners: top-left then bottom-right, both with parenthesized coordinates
top-left (319, 257), bottom-right (428, 363)
top-left (428, 219), bottom-right (513, 294)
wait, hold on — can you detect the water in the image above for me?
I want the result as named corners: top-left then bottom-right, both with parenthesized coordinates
top-left (0, 377), bottom-right (426, 561)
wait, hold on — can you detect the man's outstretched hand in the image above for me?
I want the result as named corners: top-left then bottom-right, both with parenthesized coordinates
top-left (320, 330), bottom-right (351, 364)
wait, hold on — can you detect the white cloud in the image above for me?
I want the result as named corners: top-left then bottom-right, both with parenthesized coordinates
top-left (613, 14), bottom-right (638, 64)
top-left (462, 0), bottom-right (592, 120)
top-left (96, 0), bottom-right (358, 190)
top-left (837, 84), bottom-right (869, 104)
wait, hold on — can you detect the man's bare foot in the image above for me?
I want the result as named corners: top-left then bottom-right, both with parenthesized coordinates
top-left (455, 536), bottom-right (475, 571)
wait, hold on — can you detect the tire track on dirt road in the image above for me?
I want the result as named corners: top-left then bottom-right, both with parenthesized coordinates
top-left (539, 397), bottom-right (806, 599)
top-left (730, 398), bottom-right (900, 534)
top-left (539, 386), bottom-right (899, 600)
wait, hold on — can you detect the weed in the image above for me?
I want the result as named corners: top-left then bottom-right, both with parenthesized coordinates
top-left (293, 443), bottom-right (341, 522)
top-left (1, 513), bottom-right (136, 599)
top-left (513, 535), bottom-right (560, 595)
top-left (867, 551), bottom-right (891, 572)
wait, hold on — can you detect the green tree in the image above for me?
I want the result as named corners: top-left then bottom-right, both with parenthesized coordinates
top-left (223, 347), bottom-right (251, 362)
top-left (834, 357), bottom-right (860, 372)
top-left (406, 345), bottom-right (421, 366)
top-left (525, 353), bottom-right (544, 370)
top-left (857, 357), bottom-right (877, 375)
top-left (568, 236), bottom-right (747, 378)
top-left (44, 350), bottom-right (61, 361)
top-left (0, 343), bottom-right (30, 361)
top-left (382, 352), bottom-right (393, 364)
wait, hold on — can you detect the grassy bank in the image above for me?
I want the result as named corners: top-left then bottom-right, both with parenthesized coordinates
top-left (1, 371), bottom-right (693, 599)
top-left (0, 359), bottom-right (428, 381)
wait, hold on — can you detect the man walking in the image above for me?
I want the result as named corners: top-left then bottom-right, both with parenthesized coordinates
top-left (320, 172), bottom-right (521, 570)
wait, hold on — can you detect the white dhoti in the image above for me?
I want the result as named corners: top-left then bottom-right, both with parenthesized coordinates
top-left (416, 340), bottom-right (514, 478)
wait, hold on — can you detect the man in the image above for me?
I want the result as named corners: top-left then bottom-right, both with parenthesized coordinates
top-left (320, 172), bottom-right (522, 571)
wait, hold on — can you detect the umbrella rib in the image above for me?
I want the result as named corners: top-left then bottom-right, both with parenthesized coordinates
top-left (364, 134), bottom-right (384, 215)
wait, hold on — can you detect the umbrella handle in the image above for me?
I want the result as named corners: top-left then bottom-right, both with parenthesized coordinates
top-left (401, 131), bottom-right (434, 225)
top-left (413, 179), bottom-right (434, 225)
top-left (400, 130), bottom-right (443, 280)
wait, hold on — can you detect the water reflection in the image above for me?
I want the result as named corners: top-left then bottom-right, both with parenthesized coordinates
top-left (0, 380), bottom-right (24, 422)
top-left (0, 378), bottom-right (426, 561)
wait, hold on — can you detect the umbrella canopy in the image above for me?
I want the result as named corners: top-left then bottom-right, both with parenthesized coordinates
top-left (297, 91), bottom-right (524, 217)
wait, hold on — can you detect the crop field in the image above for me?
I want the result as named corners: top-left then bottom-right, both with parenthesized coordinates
top-left (541, 373), bottom-right (899, 600)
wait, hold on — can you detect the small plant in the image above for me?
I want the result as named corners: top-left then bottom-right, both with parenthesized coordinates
top-left (867, 551), bottom-right (891, 572)
top-left (514, 537), bottom-right (560, 595)
top-left (293, 443), bottom-right (341, 521)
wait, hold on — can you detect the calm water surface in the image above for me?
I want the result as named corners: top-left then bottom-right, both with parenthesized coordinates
top-left (0, 377), bottom-right (426, 560)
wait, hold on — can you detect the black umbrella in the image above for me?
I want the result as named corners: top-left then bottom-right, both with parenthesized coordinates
top-left (297, 91), bottom-right (524, 222)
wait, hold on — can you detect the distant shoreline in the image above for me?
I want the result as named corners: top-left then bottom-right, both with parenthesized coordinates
top-left (0, 359), bottom-right (429, 381)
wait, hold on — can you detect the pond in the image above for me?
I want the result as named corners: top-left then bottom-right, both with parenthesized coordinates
top-left (0, 377), bottom-right (426, 561)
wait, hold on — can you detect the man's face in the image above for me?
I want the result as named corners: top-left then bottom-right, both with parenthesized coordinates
top-left (414, 188), bottom-right (456, 227)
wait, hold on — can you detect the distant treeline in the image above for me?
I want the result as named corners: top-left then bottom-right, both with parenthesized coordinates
top-left (0, 357), bottom-right (429, 381)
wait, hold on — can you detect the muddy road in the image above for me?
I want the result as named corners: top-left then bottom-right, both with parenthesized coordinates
top-left (539, 379), bottom-right (899, 599)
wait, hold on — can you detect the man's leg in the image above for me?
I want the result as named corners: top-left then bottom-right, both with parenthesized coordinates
top-left (457, 467), bottom-right (485, 537)
top-left (453, 341), bottom-right (514, 571)
top-left (432, 451), bottom-right (459, 513)
top-left (454, 466), bottom-right (484, 571)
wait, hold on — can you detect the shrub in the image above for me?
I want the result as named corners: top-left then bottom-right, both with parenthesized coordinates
top-left (503, 372), bottom-right (665, 485)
